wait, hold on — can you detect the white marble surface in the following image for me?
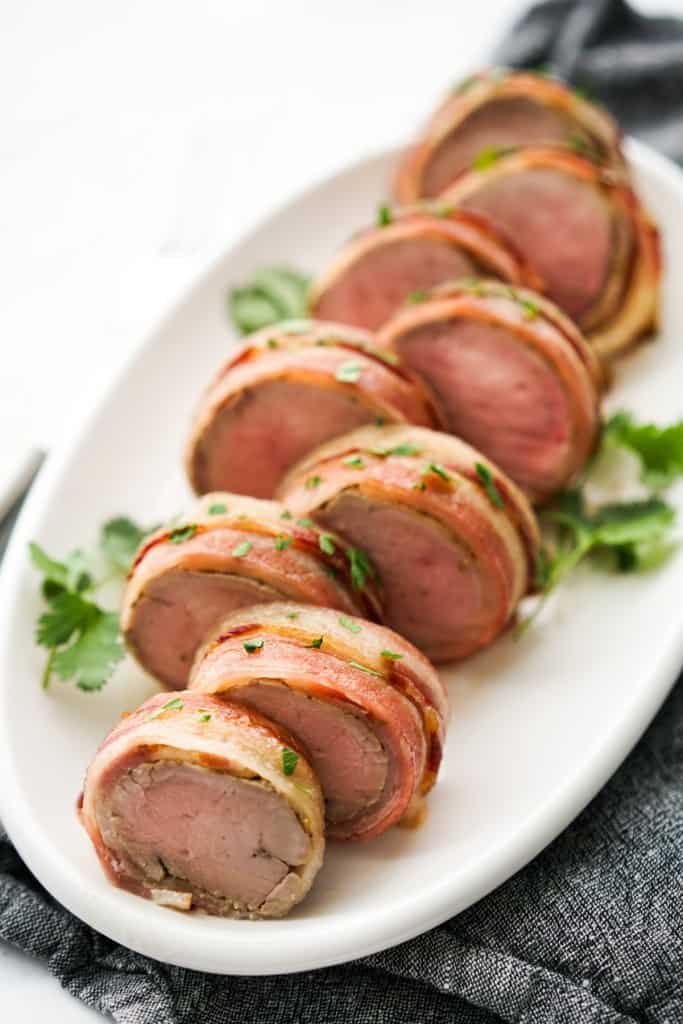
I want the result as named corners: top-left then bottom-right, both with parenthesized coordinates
top-left (1, 0), bottom-right (678, 1018)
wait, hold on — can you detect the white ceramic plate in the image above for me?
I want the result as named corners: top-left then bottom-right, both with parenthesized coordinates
top-left (1, 141), bottom-right (683, 976)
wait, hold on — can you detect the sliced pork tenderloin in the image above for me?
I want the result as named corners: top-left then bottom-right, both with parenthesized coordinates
top-left (122, 493), bottom-right (380, 690)
top-left (79, 691), bottom-right (325, 918)
top-left (190, 602), bottom-right (448, 840)
top-left (278, 425), bottom-right (539, 663)
top-left (186, 321), bottom-right (436, 499)
top-left (378, 279), bottom-right (601, 501)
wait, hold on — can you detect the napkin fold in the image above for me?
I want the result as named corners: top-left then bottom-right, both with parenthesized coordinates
top-left (3, 2), bottom-right (683, 1021)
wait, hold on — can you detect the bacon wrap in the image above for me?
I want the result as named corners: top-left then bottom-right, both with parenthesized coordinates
top-left (122, 493), bottom-right (381, 690)
top-left (394, 68), bottom-right (627, 203)
top-left (436, 147), bottom-right (660, 360)
top-left (190, 603), bottom-right (448, 841)
top-left (79, 691), bottom-right (325, 919)
top-left (307, 207), bottom-right (542, 332)
top-left (185, 320), bottom-right (436, 499)
top-left (377, 279), bottom-right (602, 501)
top-left (277, 424), bottom-right (540, 663)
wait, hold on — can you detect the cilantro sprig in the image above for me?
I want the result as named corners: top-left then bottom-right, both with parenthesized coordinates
top-left (229, 267), bottom-right (311, 336)
top-left (30, 516), bottom-right (153, 692)
top-left (603, 411), bottom-right (683, 489)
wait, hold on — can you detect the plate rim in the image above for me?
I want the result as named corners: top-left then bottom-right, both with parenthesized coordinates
top-left (1, 137), bottom-right (682, 975)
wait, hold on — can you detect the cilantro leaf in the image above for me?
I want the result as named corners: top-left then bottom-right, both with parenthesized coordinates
top-left (229, 267), bottom-right (310, 335)
top-left (282, 748), bottom-right (299, 775)
top-left (52, 611), bottom-right (124, 692)
top-left (603, 411), bottom-right (683, 488)
top-left (100, 517), bottom-right (151, 573)
top-left (347, 547), bottom-right (375, 590)
top-left (36, 591), bottom-right (99, 647)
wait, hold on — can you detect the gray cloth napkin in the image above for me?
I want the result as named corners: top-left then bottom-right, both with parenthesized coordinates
top-left (3, 2), bottom-right (683, 1020)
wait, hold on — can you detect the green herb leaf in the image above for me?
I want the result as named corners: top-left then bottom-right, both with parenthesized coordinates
top-left (281, 747), bottom-right (299, 775)
top-left (377, 203), bottom-right (393, 227)
top-left (407, 289), bottom-right (428, 304)
top-left (280, 509), bottom-right (293, 520)
top-left (207, 503), bottom-right (227, 515)
top-left (335, 362), bottom-right (362, 384)
top-left (297, 517), bottom-right (315, 528)
top-left (52, 612), bottom-right (124, 692)
top-left (338, 615), bottom-right (361, 633)
top-left (603, 411), bottom-right (683, 489)
top-left (266, 337), bottom-right (279, 349)
top-left (349, 660), bottom-right (383, 678)
top-left (472, 145), bottom-right (516, 171)
top-left (168, 525), bottom-right (198, 544)
top-left (285, 611), bottom-right (300, 620)
top-left (100, 517), bottom-right (151, 573)
top-left (232, 541), bottom-right (253, 557)
top-left (36, 591), bottom-right (99, 648)
top-left (370, 443), bottom-right (421, 458)
top-left (275, 536), bottom-right (293, 551)
top-left (347, 547), bottom-right (375, 590)
top-left (305, 475), bottom-right (322, 490)
top-left (229, 267), bottom-right (311, 335)
top-left (519, 298), bottom-right (540, 320)
top-left (380, 649), bottom-right (404, 660)
top-left (197, 711), bottom-right (212, 723)
top-left (423, 462), bottom-right (452, 483)
top-left (343, 455), bottom-right (366, 468)
top-left (307, 636), bottom-right (324, 649)
top-left (243, 638), bottom-right (264, 653)
top-left (149, 697), bottom-right (184, 720)
top-left (475, 462), bottom-right (504, 509)
top-left (319, 533), bottom-right (336, 555)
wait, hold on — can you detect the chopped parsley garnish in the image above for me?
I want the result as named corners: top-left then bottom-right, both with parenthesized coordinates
top-left (285, 611), bottom-right (300, 620)
top-left (305, 475), bottom-right (322, 490)
top-left (197, 711), bottom-right (212, 723)
top-left (520, 298), bottom-right (540, 320)
top-left (207, 503), bottom-right (227, 515)
top-left (275, 536), bottom-right (293, 551)
top-left (475, 462), bottom-right (504, 509)
top-left (335, 362), bottom-right (362, 383)
top-left (229, 266), bottom-right (310, 335)
top-left (423, 462), bottom-right (452, 483)
top-left (307, 636), bottom-right (324, 649)
top-left (380, 649), bottom-right (403, 660)
top-left (149, 698), bottom-right (184, 720)
top-left (266, 337), bottom-right (279, 349)
top-left (281, 748), bottom-right (299, 775)
top-left (338, 615), bottom-right (361, 633)
top-left (377, 203), bottom-right (393, 227)
top-left (413, 481), bottom-right (427, 491)
top-left (472, 145), bottom-right (516, 171)
top-left (319, 533), bottom-right (336, 555)
top-left (297, 517), bottom-right (315, 528)
top-left (347, 547), bottom-right (375, 590)
top-left (407, 289), bottom-right (428, 304)
top-left (349, 660), bottom-right (383, 678)
top-left (280, 509), bottom-right (293, 520)
top-left (232, 540), bottom-right (253, 557)
top-left (343, 455), bottom-right (366, 469)
top-left (243, 638), bottom-right (264, 653)
top-left (168, 524), bottom-right (198, 544)
top-left (370, 443), bottom-right (421, 458)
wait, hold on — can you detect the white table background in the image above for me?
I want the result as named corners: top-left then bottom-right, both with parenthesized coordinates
top-left (1, 0), bottom-right (678, 1017)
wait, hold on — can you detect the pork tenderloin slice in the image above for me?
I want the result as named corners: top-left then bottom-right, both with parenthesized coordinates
top-left (186, 336), bottom-right (435, 498)
top-left (278, 425), bottom-right (539, 662)
top-left (379, 285), bottom-right (600, 500)
top-left (123, 495), bottom-right (370, 690)
top-left (394, 69), bottom-right (626, 203)
top-left (190, 626), bottom-right (433, 840)
top-left (80, 692), bottom-right (324, 918)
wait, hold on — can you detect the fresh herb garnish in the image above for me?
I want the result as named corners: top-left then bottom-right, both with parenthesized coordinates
top-left (207, 503), bottom-right (227, 515)
top-left (423, 462), bottom-right (452, 483)
top-left (305, 475), bottom-right (322, 490)
top-left (281, 748), bottom-right (299, 775)
top-left (349, 660), bottom-right (383, 678)
top-left (232, 540), bottom-right (253, 557)
top-left (335, 362), bottom-right (362, 383)
top-left (100, 518), bottom-right (150, 573)
top-left (148, 697), bottom-right (184, 720)
top-left (275, 536), bottom-right (293, 551)
top-left (319, 533), bottom-right (336, 555)
top-left (343, 455), bottom-right (366, 469)
top-left (413, 481), bottom-right (427, 491)
top-left (285, 611), bottom-right (300, 620)
top-left (475, 462), bottom-right (504, 509)
top-left (380, 649), bottom-right (403, 660)
top-left (472, 145), bottom-right (516, 171)
top-left (297, 517), bottom-right (315, 528)
top-left (243, 638), bottom-right (264, 653)
top-left (347, 547), bottom-right (375, 590)
top-left (407, 289), bottom-right (428, 304)
top-left (520, 298), bottom-right (540, 320)
top-left (168, 524), bottom-right (198, 544)
top-left (280, 509), bottom-right (293, 520)
top-left (266, 337), bottom-right (279, 349)
top-left (370, 443), bottom-right (421, 458)
top-left (338, 615), bottom-right (361, 633)
top-left (229, 267), bottom-right (310, 335)
top-left (603, 411), bottom-right (683, 489)
top-left (307, 636), bottom-right (324, 649)
top-left (197, 711), bottom-right (212, 723)
top-left (374, 416), bottom-right (386, 427)
top-left (377, 203), bottom-right (393, 227)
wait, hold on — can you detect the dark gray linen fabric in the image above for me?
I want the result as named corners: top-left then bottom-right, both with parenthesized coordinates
top-left (3, 2), bottom-right (683, 1019)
